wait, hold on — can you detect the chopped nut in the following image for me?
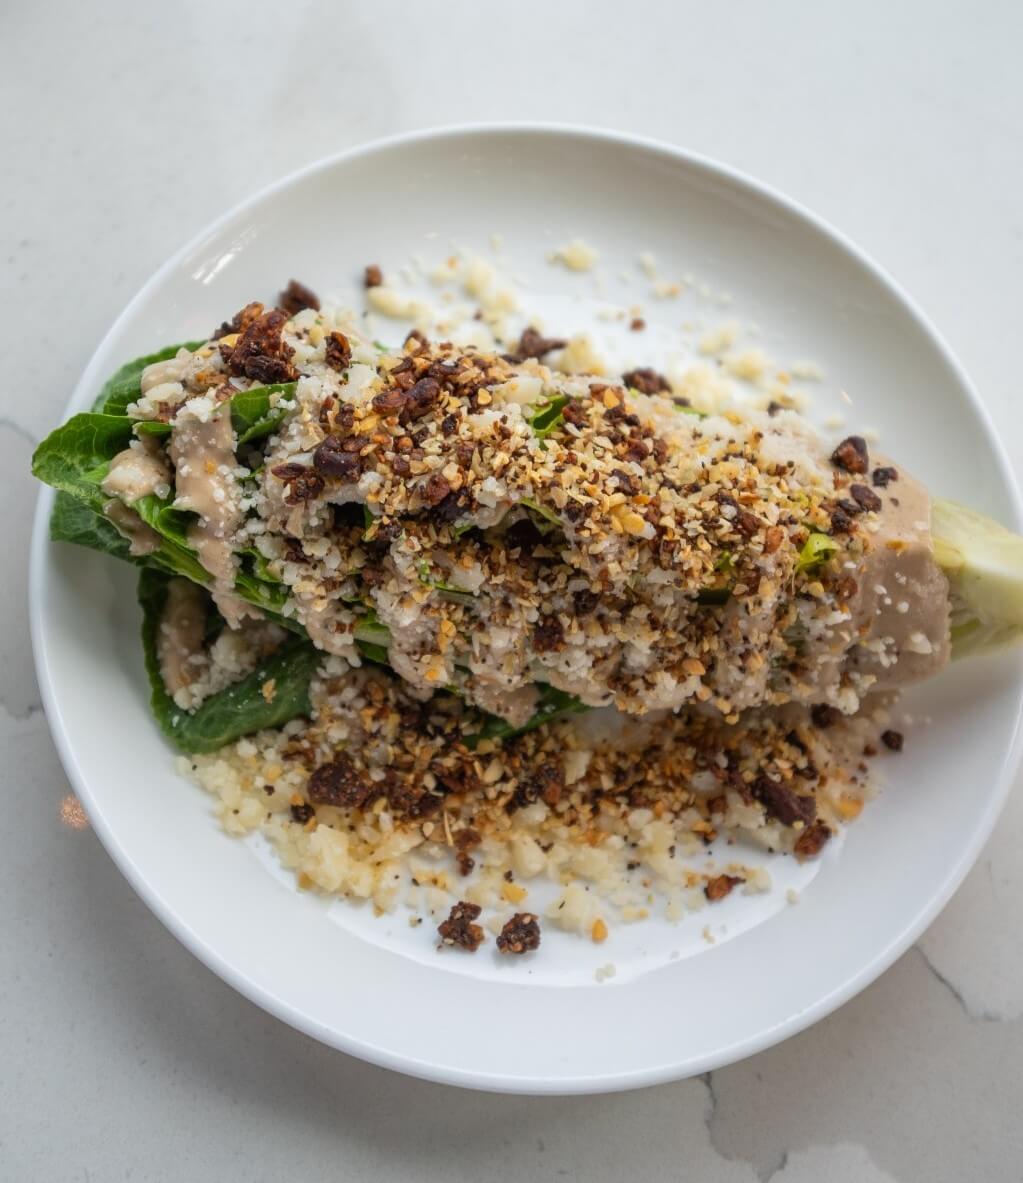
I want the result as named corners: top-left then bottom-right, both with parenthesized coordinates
top-left (704, 874), bottom-right (742, 901)
top-left (794, 821), bottom-right (832, 857)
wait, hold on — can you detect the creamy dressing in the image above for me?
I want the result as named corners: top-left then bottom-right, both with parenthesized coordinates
top-left (157, 578), bottom-right (207, 695)
top-left (168, 408), bottom-right (251, 627)
top-left (101, 437), bottom-right (171, 503)
top-left (102, 500), bottom-right (161, 556)
top-left (139, 351), bottom-right (191, 395)
top-left (463, 680), bottom-right (540, 729)
top-left (848, 462), bottom-right (951, 687)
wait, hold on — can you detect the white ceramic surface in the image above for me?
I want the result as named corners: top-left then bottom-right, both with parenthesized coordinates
top-left (29, 125), bottom-right (1023, 1094)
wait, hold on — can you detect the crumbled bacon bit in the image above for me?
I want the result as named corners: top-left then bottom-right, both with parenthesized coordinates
top-left (270, 462), bottom-right (307, 481)
top-left (401, 376), bottom-right (442, 422)
top-left (793, 821), bottom-right (831, 858)
top-left (454, 827), bottom-right (481, 876)
top-left (629, 317), bottom-right (646, 332)
top-left (307, 755), bottom-right (373, 809)
top-left (535, 763), bottom-right (563, 806)
top-left (831, 435), bottom-right (869, 475)
top-left (830, 506), bottom-right (855, 534)
top-left (225, 308), bottom-right (298, 384)
top-left (438, 901), bottom-right (484, 951)
top-left (422, 472), bottom-right (452, 506)
top-left (704, 874), bottom-right (742, 901)
top-left (372, 387), bottom-right (408, 415)
top-left (516, 326), bottom-right (567, 360)
top-left (284, 471), bottom-right (325, 504)
top-left (312, 436), bottom-right (362, 480)
top-left (751, 777), bottom-right (816, 826)
top-left (212, 300), bottom-right (264, 341)
top-left (509, 762), bottom-right (563, 812)
top-left (811, 703), bottom-right (840, 729)
top-left (532, 614), bottom-right (564, 653)
top-left (363, 263), bottom-right (384, 288)
top-left (734, 508), bottom-right (760, 537)
top-left (622, 367), bottom-right (671, 394)
top-left (849, 484), bottom-right (882, 513)
top-left (324, 331), bottom-right (352, 372)
top-left (278, 279), bottom-right (320, 316)
top-left (573, 589), bottom-right (599, 616)
top-left (562, 400), bottom-right (588, 427)
top-left (872, 466), bottom-right (898, 488)
top-left (497, 912), bottom-right (541, 954)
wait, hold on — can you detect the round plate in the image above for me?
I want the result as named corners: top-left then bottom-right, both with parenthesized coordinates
top-left (30, 125), bottom-right (1023, 1093)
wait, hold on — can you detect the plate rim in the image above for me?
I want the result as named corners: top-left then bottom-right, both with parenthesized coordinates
top-left (29, 121), bottom-right (1023, 1094)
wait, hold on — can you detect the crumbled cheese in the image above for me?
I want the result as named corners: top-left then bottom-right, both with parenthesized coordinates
top-left (550, 238), bottom-right (599, 272)
top-left (725, 348), bottom-right (770, 383)
top-left (366, 286), bottom-right (434, 322)
top-left (698, 322), bottom-right (738, 356)
top-left (790, 360), bottom-right (824, 381)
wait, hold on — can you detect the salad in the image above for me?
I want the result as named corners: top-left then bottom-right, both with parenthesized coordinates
top-left (32, 279), bottom-right (1023, 953)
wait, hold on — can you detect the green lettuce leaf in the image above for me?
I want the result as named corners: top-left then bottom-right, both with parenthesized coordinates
top-left (519, 497), bottom-right (562, 529)
top-left (797, 532), bottom-right (839, 574)
top-left (32, 413), bottom-right (134, 508)
top-left (415, 558), bottom-right (477, 605)
top-left (232, 382), bottom-right (298, 444)
top-left (49, 491), bottom-right (135, 561)
top-left (933, 498), bottom-right (1023, 658)
top-left (525, 395), bottom-right (568, 447)
top-left (130, 381), bottom-right (298, 444)
top-left (466, 684), bottom-right (589, 747)
top-left (137, 568), bottom-right (321, 754)
top-left (94, 342), bottom-right (205, 415)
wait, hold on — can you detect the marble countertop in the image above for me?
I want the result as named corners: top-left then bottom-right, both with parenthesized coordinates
top-left (4, 2), bottom-right (1022, 1179)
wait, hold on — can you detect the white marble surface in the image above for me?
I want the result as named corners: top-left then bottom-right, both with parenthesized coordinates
top-left (3, 1), bottom-right (1022, 1178)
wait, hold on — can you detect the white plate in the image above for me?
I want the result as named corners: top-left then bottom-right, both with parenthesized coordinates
top-left (30, 125), bottom-right (1023, 1093)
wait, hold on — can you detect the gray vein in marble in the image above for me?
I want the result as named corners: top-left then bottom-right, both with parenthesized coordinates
top-left (705, 946), bottom-right (1023, 1182)
top-left (772, 1144), bottom-right (899, 1182)
top-left (914, 945), bottom-right (1003, 1023)
top-left (763, 1151), bottom-right (789, 1182)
